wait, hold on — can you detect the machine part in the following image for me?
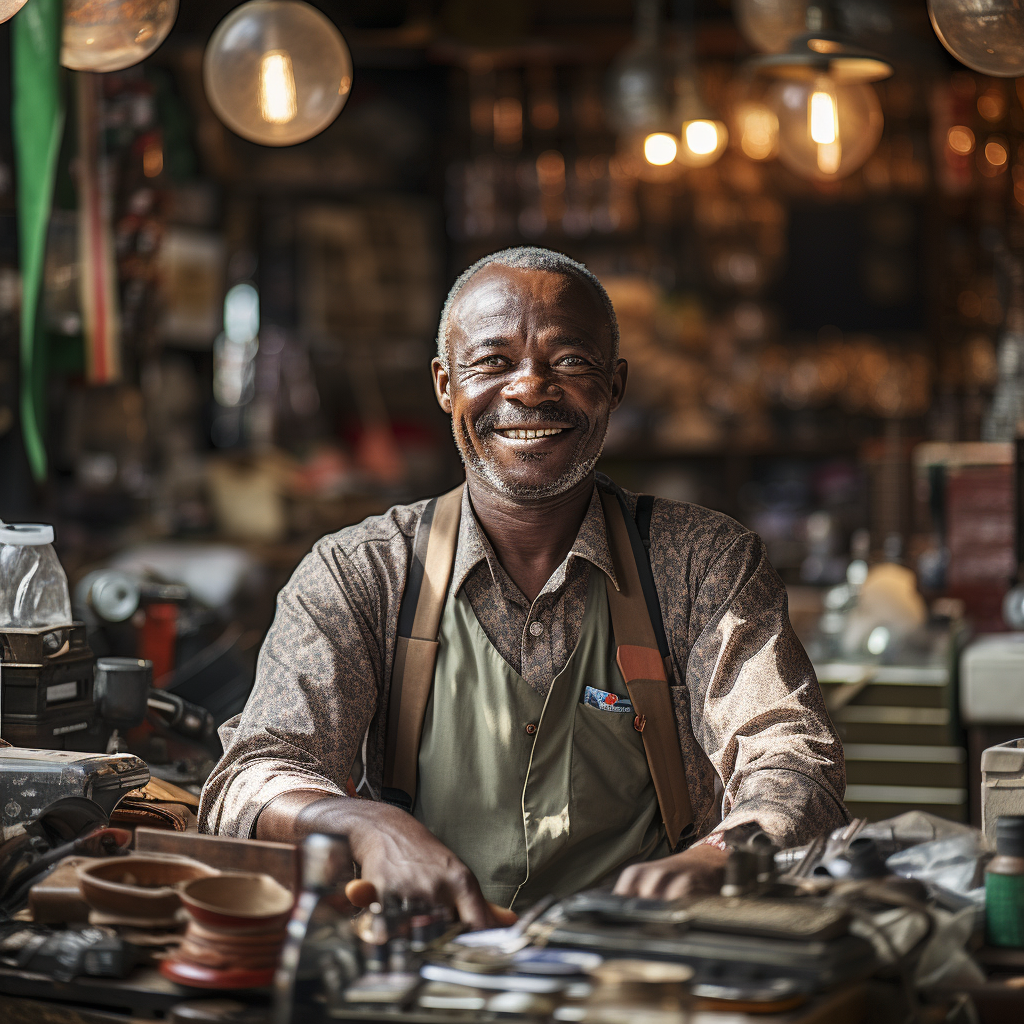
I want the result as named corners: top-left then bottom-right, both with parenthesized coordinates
top-left (274, 834), bottom-right (359, 1024)
top-left (94, 658), bottom-right (152, 734)
top-left (0, 922), bottom-right (141, 981)
top-left (75, 570), bottom-right (140, 623)
top-left (0, 623), bottom-right (100, 749)
top-left (0, 749), bottom-right (148, 837)
top-left (720, 848), bottom-right (759, 897)
top-left (147, 689), bottom-right (216, 747)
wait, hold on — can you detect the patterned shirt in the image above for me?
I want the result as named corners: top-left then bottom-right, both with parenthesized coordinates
top-left (199, 481), bottom-right (849, 849)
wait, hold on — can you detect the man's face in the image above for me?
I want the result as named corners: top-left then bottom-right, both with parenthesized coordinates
top-left (432, 265), bottom-right (626, 499)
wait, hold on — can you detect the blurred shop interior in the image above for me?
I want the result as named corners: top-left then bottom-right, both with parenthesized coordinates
top-left (1, 0), bottom-right (1023, 828)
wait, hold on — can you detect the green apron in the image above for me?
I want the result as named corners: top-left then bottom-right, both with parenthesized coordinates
top-left (412, 566), bottom-right (669, 909)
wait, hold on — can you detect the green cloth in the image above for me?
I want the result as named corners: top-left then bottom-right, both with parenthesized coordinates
top-left (13, 0), bottom-right (65, 481)
top-left (414, 568), bottom-right (667, 910)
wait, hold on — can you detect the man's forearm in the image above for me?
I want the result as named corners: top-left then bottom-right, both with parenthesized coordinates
top-left (255, 790), bottom-right (412, 866)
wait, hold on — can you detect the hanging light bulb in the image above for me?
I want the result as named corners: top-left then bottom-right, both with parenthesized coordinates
top-left (607, 0), bottom-right (672, 134)
top-left (675, 72), bottom-right (728, 168)
top-left (735, 0), bottom-right (809, 54)
top-left (748, 3), bottom-right (891, 181)
top-left (0, 0), bottom-right (29, 26)
top-left (204, 0), bottom-right (353, 147)
top-left (928, 0), bottom-right (1024, 77)
top-left (771, 77), bottom-right (883, 179)
top-left (644, 132), bottom-right (679, 165)
top-left (61, 0), bottom-right (178, 72)
top-left (735, 101), bottom-right (780, 160)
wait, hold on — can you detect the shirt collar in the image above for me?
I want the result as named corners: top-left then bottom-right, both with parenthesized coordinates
top-left (448, 482), bottom-right (620, 604)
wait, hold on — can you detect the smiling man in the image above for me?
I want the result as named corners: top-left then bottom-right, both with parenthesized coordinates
top-left (200, 247), bottom-right (848, 927)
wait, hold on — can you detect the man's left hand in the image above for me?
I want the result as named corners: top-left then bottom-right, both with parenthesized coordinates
top-left (613, 843), bottom-right (729, 900)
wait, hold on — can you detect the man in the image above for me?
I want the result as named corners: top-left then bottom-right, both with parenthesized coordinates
top-left (200, 247), bottom-right (848, 928)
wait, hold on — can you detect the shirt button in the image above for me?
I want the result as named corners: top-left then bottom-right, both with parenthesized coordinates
top-left (529, 621), bottom-right (544, 637)
top-left (525, 723), bottom-right (537, 735)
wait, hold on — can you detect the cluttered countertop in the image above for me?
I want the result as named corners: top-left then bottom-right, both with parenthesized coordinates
top-left (3, 783), bottom-right (1024, 1024)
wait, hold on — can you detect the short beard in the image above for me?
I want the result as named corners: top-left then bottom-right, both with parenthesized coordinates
top-left (452, 411), bottom-right (607, 500)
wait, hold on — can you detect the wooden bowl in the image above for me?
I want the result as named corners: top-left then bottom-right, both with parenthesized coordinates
top-left (78, 855), bottom-right (218, 922)
top-left (179, 873), bottom-right (294, 931)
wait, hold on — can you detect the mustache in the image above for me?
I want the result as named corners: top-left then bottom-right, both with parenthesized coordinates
top-left (474, 406), bottom-right (589, 437)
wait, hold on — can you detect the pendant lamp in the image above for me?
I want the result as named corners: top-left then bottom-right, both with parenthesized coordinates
top-left (748, 2), bottom-right (891, 180)
top-left (735, 0), bottom-right (809, 54)
top-left (61, 0), bottom-right (178, 72)
top-left (203, 0), bottom-right (353, 147)
top-left (607, 0), bottom-right (672, 136)
top-left (928, 0), bottom-right (1024, 77)
top-left (0, 0), bottom-right (29, 25)
top-left (674, 70), bottom-right (728, 168)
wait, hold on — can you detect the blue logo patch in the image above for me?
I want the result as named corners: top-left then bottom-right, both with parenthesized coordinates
top-left (583, 686), bottom-right (633, 714)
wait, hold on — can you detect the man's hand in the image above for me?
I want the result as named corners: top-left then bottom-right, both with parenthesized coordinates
top-left (613, 843), bottom-right (729, 901)
top-left (259, 792), bottom-right (514, 930)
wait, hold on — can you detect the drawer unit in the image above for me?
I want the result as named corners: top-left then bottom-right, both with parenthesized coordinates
top-left (817, 661), bottom-right (967, 823)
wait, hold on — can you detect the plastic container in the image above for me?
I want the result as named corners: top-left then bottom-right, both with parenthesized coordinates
top-left (0, 523), bottom-right (73, 629)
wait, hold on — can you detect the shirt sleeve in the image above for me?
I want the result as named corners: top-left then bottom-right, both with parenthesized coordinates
top-left (684, 531), bottom-right (849, 848)
top-left (199, 531), bottom-right (396, 838)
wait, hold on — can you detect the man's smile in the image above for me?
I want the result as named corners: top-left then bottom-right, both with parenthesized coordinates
top-left (493, 426), bottom-right (571, 441)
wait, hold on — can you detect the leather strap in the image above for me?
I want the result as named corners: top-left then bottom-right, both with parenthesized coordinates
top-left (383, 484), bottom-right (464, 808)
top-left (599, 487), bottom-right (693, 847)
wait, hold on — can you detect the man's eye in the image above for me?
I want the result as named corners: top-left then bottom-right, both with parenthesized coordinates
top-left (478, 355), bottom-right (508, 367)
top-left (556, 355), bottom-right (589, 367)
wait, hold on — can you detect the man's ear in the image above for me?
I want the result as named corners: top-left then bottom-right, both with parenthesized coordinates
top-left (609, 358), bottom-right (628, 411)
top-left (432, 357), bottom-right (452, 414)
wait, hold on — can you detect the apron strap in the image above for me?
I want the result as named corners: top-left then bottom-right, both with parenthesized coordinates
top-left (598, 486), bottom-right (694, 847)
top-left (383, 484), bottom-right (464, 809)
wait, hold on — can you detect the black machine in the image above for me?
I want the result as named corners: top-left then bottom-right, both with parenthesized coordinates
top-left (0, 624), bottom-right (216, 755)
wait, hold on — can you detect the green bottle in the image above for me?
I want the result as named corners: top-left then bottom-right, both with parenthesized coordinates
top-left (986, 816), bottom-right (1024, 948)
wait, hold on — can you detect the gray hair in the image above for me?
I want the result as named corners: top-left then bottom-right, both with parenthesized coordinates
top-left (435, 247), bottom-right (620, 370)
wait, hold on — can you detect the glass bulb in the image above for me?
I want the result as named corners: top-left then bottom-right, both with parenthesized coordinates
top-left (644, 132), bottom-right (678, 165)
top-left (770, 78), bottom-right (883, 180)
top-left (677, 119), bottom-right (728, 167)
top-left (62, 0), bottom-right (178, 72)
top-left (928, 0), bottom-right (1024, 77)
top-left (735, 0), bottom-right (809, 54)
top-left (203, 0), bottom-right (353, 147)
top-left (0, 0), bottom-right (29, 26)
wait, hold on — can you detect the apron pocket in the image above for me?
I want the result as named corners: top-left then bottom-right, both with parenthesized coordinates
top-left (570, 703), bottom-right (655, 838)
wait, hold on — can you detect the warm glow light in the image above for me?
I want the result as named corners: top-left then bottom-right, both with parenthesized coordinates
top-left (684, 119), bottom-right (719, 156)
top-left (985, 140), bottom-right (1008, 166)
top-left (739, 104), bottom-right (778, 160)
top-left (644, 132), bottom-right (678, 166)
top-left (143, 142), bottom-right (163, 177)
top-left (259, 51), bottom-right (298, 125)
top-left (809, 90), bottom-right (837, 144)
top-left (947, 125), bottom-right (975, 155)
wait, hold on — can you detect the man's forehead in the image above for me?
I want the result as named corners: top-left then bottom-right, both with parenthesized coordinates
top-left (450, 264), bottom-right (609, 340)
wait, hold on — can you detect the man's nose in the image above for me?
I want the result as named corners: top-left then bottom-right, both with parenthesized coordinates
top-left (501, 360), bottom-right (562, 406)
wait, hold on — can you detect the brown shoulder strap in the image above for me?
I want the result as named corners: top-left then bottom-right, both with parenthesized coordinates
top-left (598, 488), bottom-right (694, 847)
top-left (383, 484), bottom-right (463, 808)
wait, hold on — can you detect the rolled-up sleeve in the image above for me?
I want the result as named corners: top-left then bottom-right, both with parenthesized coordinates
top-left (199, 515), bottom-right (409, 837)
top-left (684, 532), bottom-right (849, 847)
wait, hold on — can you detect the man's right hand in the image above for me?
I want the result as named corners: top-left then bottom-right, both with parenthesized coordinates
top-left (257, 792), bottom-right (514, 931)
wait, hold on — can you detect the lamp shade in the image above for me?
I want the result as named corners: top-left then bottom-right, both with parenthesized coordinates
top-left (735, 0), bottom-right (809, 54)
top-left (61, 0), bottom-right (178, 72)
top-left (203, 0), bottom-right (353, 147)
top-left (771, 77), bottom-right (883, 180)
top-left (928, 0), bottom-right (1024, 77)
